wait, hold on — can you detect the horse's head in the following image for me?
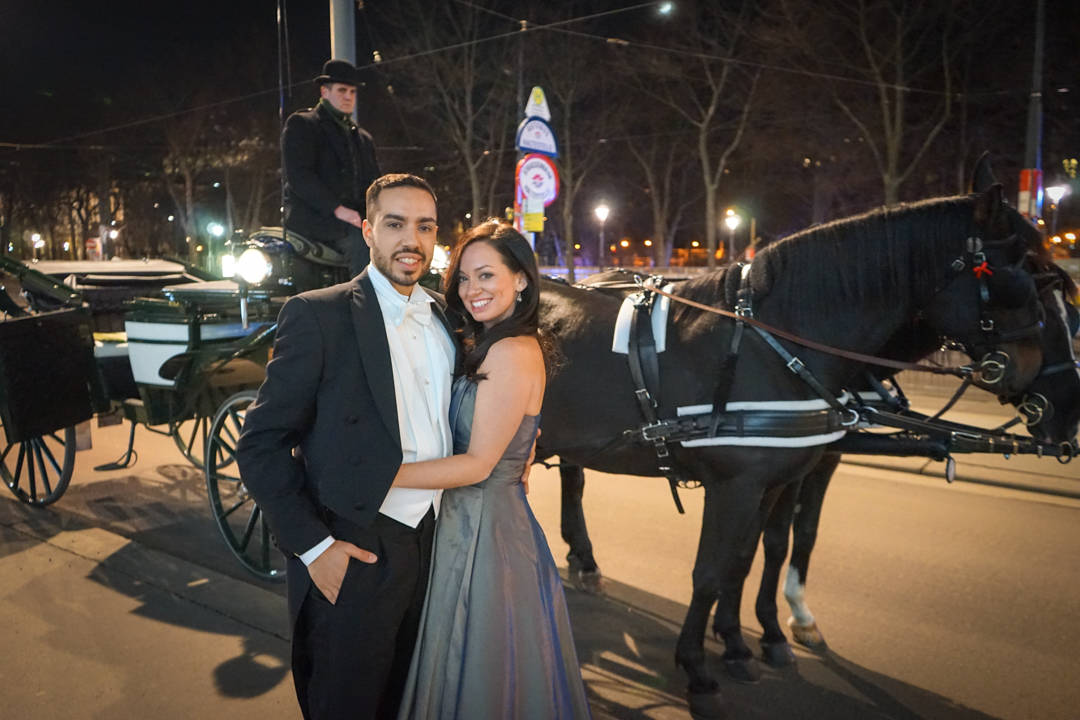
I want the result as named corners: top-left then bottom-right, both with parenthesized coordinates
top-left (1005, 264), bottom-right (1080, 447)
top-left (919, 189), bottom-right (1047, 396)
top-left (919, 155), bottom-right (1050, 397)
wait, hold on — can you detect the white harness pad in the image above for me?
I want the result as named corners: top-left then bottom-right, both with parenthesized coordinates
top-left (611, 285), bottom-right (673, 354)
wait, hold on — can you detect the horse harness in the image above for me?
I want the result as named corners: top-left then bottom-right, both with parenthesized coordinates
top-left (605, 247), bottom-right (1073, 512)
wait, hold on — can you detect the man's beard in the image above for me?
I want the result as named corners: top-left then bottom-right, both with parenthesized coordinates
top-left (371, 244), bottom-right (430, 288)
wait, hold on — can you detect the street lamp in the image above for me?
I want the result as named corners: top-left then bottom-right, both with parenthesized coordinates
top-left (1045, 185), bottom-right (1069, 233)
top-left (594, 203), bottom-right (610, 267)
top-left (723, 208), bottom-right (742, 264)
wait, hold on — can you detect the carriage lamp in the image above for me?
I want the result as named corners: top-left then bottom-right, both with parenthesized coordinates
top-left (236, 248), bottom-right (273, 285)
top-left (220, 254), bottom-right (236, 278)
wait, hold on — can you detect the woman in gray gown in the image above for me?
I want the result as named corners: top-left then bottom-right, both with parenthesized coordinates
top-left (391, 221), bottom-right (590, 719)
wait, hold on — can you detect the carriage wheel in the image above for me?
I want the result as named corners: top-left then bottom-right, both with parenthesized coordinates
top-left (1, 424), bottom-right (76, 506)
top-left (205, 391), bottom-right (285, 582)
top-left (170, 412), bottom-right (212, 470)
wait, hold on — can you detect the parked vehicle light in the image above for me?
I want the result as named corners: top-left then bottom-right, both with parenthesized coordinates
top-left (237, 248), bottom-right (272, 284)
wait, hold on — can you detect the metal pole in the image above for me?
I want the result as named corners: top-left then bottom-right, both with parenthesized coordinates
top-left (1020, 0), bottom-right (1045, 215)
top-left (330, 0), bottom-right (358, 119)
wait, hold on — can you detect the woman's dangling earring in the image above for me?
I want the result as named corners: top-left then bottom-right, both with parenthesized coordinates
top-left (516, 290), bottom-right (523, 303)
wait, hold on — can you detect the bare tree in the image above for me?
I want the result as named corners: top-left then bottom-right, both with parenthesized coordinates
top-left (377, 0), bottom-right (517, 225)
top-left (537, 32), bottom-right (619, 282)
top-left (628, 0), bottom-right (760, 267)
top-left (775, 0), bottom-right (965, 206)
top-left (626, 129), bottom-right (698, 267)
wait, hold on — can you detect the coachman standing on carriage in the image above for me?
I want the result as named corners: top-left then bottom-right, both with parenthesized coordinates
top-left (282, 59), bottom-right (381, 277)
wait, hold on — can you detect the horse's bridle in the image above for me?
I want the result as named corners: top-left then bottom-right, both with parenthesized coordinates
top-left (931, 231), bottom-right (1045, 388)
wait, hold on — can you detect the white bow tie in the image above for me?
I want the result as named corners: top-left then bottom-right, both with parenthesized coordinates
top-left (398, 302), bottom-right (433, 327)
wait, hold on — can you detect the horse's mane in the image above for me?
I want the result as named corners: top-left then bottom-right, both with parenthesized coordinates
top-left (676, 195), bottom-right (983, 324)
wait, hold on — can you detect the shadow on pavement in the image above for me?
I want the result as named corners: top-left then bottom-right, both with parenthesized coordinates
top-left (3, 489), bottom-right (1002, 718)
top-left (566, 576), bottom-right (999, 720)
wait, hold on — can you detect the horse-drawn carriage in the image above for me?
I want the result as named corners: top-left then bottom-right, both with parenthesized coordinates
top-left (0, 229), bottom-right (366, 579)
top-left (2, 160), bottom-right (1078, 716)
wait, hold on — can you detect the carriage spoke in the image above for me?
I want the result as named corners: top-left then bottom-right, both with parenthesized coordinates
top-left (47, 432), bottom-right (65, 446)
top-left (39, 439), bottom-right (63, 476)
top-left (1, 440), bottom-right (14, 463)
top-left (32, 441), bottom-right (54, 497)
top-left (26, 442), bottom-right (37, 500)
top-left (11, 443), bottom-right (27, 489)
top-left (220, 495), bottom-right (251, 519)
top-left (238, 505), bottom-right (260, 552)
top-left (215, 438), bottom-right (238, 463)
top-left (184, 418), bottom-right (201, 458)
top-left (260, 514), bottom-right (271, 568)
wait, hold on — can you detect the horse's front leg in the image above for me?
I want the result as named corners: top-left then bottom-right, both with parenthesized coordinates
top-left (676, 478), bottom-right (763, 719)
top-left (711, 483), bottom-right (788, 682)
top-left (559, 464), bottom-right (602, 593)
top-left (784, 452), bottom-right (840, 651)
top-left (754, 479), bottom-right (802, 668)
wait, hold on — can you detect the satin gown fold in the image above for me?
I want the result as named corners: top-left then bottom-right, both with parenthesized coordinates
top-left (398, 376), bottom-right (591, 720)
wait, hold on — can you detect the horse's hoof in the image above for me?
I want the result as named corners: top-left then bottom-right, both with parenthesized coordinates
top-left (760, 640), bottom-right (796, 668)
top-left (575, 568), bottom-right (603, 594)
top-left (687, 688), bottom-right (729, 720)
top-left (788, 617), bottom-right (828, 652)
top-left (722, 656), bottom-right (761, 683)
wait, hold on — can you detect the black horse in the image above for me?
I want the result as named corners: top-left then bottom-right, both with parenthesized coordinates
top-left (536, 185), bottom-right (1056, 717)
top-left (762, 258), bottom-right (1080, 655)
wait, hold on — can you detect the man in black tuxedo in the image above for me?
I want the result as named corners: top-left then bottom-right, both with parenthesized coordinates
top-left (282, 59), bottom-right (381, 276)
top-left (237, 174), bottom-right (455, 719)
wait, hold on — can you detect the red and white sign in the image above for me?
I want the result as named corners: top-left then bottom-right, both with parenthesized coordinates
top-left (515, 153), bottom-right (559, 207)
top-left (85, 236), bottom-right (102, 261)
top-left (1018, 168), bottom-right (1043, 219)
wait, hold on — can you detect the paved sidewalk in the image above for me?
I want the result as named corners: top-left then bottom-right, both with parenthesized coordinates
top-left (0, 500), bottom-right (296, 719)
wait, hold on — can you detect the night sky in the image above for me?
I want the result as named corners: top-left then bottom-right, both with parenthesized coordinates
top-left (1, 0), bottom-right (336, 145)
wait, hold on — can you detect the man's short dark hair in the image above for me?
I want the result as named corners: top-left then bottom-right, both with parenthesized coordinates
top-left (365, 174), bottom-right (438, 218)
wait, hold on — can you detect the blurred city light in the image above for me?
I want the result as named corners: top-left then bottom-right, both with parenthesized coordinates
top-left (619, 239), bottom-right (630, 248)
top-left (657, 2), bottom-right (674, 15)
top-left (207, 222), bottom-right (225, 237)
top-left (1045, 185), bottom-right (1069, 204)
top-left (108, 229), bottom-right (119, 239)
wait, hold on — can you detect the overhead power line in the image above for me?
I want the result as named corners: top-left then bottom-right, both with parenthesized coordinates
top-left (11, 0), bottom-right (1023, 149)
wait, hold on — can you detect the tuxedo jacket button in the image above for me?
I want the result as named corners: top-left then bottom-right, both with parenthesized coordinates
top-left (345, 415), bottom-right (358, 424)
top-left (354, 503), bottom-right (366, 511)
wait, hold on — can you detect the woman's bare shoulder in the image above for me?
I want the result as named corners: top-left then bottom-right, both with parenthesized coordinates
top-left (481, 335), bottom-right (544, 373)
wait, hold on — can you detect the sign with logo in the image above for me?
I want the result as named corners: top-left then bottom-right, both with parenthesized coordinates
top-left (515, 117), bottom-right (558, 157)
top-left (524, 86), bottom-right (551, 121)
top-left (85, 236), bottom-right (102, 261)
top-left (515, 154), bottom-right (559, 207)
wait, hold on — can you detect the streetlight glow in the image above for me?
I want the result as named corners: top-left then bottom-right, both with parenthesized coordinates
top-left (108, 229), bottom-right (119, 240)
top-left (595, 202), bottom-right (611, 267)
top-left (207, 222), bottom-right (225, 238)
top-left (1045, 185), bottom-right (1069, 232)
top-left (657, 2), bottom-right (674, 15)
top-left (1046, 185), bottom-right (1069, 204)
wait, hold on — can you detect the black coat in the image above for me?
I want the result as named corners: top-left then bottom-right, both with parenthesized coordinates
top-left (235, 270), bottom-right (455, 622)
top-left (281, 103), bottom-right (380, 244)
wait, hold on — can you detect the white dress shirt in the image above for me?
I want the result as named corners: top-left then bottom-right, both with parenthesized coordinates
top-left (300, 266), bottom-right (455, 565)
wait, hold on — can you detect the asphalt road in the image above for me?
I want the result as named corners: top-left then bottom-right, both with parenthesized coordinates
top-left (1, 386), bottom-right (1078, 719)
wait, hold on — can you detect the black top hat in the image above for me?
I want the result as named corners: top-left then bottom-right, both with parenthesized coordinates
top-left (314, 59), bottom-right (359, 87)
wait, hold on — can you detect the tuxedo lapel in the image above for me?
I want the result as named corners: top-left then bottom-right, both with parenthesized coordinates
top-left (350, 273), bottom-right (401, 448)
